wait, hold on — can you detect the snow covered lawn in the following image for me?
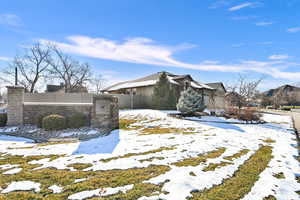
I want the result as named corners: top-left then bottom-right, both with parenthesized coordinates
top-left (0, 109), bottom-right (299, 200)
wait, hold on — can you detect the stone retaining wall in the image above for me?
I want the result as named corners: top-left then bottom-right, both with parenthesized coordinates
top-left (6, 86), bottom-right (119, 131)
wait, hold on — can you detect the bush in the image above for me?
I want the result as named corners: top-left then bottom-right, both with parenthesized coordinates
top-left (225, 107), bottom-right (261, 122)
top-left (67, 113), bottom-right (88, 128)
top-left (37, 113), bottom-right (52, 128)
top-left (239, 108), bottom-right (261, 122)
top-left (177, 87), bottom-right (206, 114)
top-left (42, 114), bottom-right (66, 131)
top-left (0, 113), bottom-right (7, 127)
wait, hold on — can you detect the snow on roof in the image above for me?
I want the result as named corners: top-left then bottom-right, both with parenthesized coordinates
top-left (107, 80), bottom-right (158, 91)
top-left (191, 81), bottom-right (214, 90)
top-left (104, 72), bottom-right (214, 92)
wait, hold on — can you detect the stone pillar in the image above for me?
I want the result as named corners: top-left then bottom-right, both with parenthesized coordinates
top-left (91, 95), bottom-right (119, 130)
top-left (6, 86), bottom-right (24, 126)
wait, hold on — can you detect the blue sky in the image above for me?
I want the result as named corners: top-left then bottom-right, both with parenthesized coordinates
top-left (0, 0), bottom-right (300, 91)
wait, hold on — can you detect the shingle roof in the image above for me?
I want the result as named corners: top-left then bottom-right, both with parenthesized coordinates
top-left (206, 82), bottom-right (226, 92)
top-left (103, 71), bottom-right (214, 92)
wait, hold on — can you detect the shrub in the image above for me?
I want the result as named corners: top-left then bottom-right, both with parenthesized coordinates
top-left (225, 107), bottom-right (261, 122)
top-left (37, 113), bottom-right (52, 128)
top-left (42, 114), bottom-right (66, 131)
top-left (0, 113), bottom-right (7, 127)
top-left (239, 108), bottom-right (261, 122)
top-left (152, 72), bottom-right (178, 110)
top-left (177, 87), bottom-right (206, 115)
top-left (67, 113), bottom-right (88, 128)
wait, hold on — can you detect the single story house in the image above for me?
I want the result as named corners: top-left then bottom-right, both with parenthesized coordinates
top-left (102, 71), bottom-right (226, 110)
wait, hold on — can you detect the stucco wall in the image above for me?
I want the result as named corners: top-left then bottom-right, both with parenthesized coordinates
top-left (24, 93), bottom-right (93, 103)
top-left (23, 104), bottom-right (93, 125)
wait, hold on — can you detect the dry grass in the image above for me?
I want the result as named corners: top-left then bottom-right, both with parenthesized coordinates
top-left (173, 148), bottom-right (226, 167)
top-left (223, 149), bottom-right (250, 161)
top-left (202, 149), bottom-right (250, 172)
top-left (0, 151), bottom-right (171, 200)
top-left (139, 157), bottom-right (165, 163)
top-left (100, 146), bottom-right (176, 163)
top-left (202, 161), bottom-right (231, 172)
top-left (67, 163), bottom-right (93, 170)
top-left (140, 127), bottom-right (197, 135)
top-left (189, 146), bottom-right (273, 200)
top-left (263, 195), bottom-right (277, 200)
top-left (262, 138), bottom-right (276, 143)
top-left (273, 172), bottom-right (285, 179)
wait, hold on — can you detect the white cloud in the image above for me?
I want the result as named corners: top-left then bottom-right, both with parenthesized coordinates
top-left (0, 14), bottom-right (21, 27)
top-left (209, 0), bottom-right (232, 9)
top-left (228, 2), bottom-right (259, 11)
top-left (268, 54), bottom-right (290, 60)
top-left (0, 56), bottom-right (12, 62)
top-left (40, 36), bottom-right (300, 80)
top-left (231, 16), bottom-right (257, 20)
top-left (287, 27), bottom-right (300, 33)
top-left (255, 21), bottom-right (273, 26)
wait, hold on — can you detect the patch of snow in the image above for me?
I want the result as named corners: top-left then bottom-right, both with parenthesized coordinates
top-left (0, 164), bottom-right (19, 170)
top-left (2, 167), bottom-right (22, 175)
top-left (1, 181), bottom-right (41, 193)
top-left (0, 127), bottom-right (18, 133)
top-left (74, 178), bottom-right (87, 183)
top-left (48, 185), bottom-right (63, 194)
top-left (60, 129), bottom-right (99, 137)
top-left (68, 184), bottom-right (133, 200)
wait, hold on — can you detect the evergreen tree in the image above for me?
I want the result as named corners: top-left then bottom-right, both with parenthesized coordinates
top-left (177, 87), bottom-right (206, 114)
top-left (152, 72), bottom-right (177, 109)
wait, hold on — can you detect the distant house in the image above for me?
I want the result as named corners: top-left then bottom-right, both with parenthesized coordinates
top-left (102, 71), bottom-right (226, 110)
top-left (46, 83), bottom-right (88, 93)
top-left (262, 84), bottom-right (300, 106)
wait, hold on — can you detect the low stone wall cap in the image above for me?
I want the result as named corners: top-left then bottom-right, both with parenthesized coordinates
top-left (6, 85), bottom-right (25, 89)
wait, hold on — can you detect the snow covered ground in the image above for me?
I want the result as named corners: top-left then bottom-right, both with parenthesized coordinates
top-left (0, 109), bottom-right (299, 200)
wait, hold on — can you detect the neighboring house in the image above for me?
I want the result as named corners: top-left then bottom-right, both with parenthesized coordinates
top-left (46, 83), bottom-right (88, 93)
top-left (102, 71), bottom-right (226, 110)
top-left (262, 84), bottom-right (300, 106)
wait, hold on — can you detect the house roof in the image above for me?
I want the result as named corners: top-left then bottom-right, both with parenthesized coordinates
top-left (206, 82), bottom-right (227, 92)
top-left (263, 84), bottom-right (300, 97)
top-left (103, 71), bottom-right (214, 92)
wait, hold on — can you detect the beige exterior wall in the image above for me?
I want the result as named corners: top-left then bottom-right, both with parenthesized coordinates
top-left (136, 86), bottom-right (154, 96)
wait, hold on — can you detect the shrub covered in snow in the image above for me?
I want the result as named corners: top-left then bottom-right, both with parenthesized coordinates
top-left (67, 113), bottom-right (88, 128)
top-left (177, 87), bottom-right (206, 115)
top-left (42, 114), bottom-right (67, 131)
top-left (0, 113), bottom-right (7, 127)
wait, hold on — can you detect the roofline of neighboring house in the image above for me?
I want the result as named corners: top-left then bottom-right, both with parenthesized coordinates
top-left (102, 71), bottom-right (215, 92)
top-left (206, 82), bottom-right (227, 93)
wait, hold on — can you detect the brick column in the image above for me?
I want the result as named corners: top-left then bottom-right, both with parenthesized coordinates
top-left (6, 86), bottom-right (24, 126)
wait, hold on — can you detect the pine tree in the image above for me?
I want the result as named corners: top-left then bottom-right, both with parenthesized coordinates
top-left (177, 87), bottom-right (206, 114)
top-left (152, 72), bottom-right (177, 109)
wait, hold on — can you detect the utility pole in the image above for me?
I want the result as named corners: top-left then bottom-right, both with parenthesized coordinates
top-left (15, 67), bottom-right (18, 86)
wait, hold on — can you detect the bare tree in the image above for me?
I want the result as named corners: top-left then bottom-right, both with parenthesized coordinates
top-left (226, 75), bottom-right (263, 109)
top-left (89, 74), bottom-right (106, 94)
top-left (47, 46), bottom-right (91, 93)
top-left (1, 43), bottom-right (51, 93)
